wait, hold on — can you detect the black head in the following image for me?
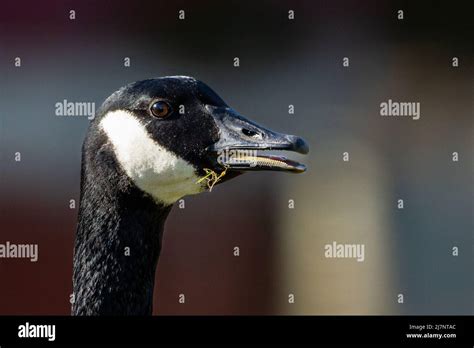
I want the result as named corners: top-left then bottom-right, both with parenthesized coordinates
top-left (89, 76), bottom-right (309, 205)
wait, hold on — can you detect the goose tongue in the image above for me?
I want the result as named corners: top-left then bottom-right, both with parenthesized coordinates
top-left (217, 151), bottom-right (306, 173)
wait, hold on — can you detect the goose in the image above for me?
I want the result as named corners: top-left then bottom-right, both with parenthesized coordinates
top-left (72, 76), bottom-right (309, 315)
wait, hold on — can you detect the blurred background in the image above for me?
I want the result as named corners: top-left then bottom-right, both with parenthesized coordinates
top-left (0, 0), bottom-right (472, 315)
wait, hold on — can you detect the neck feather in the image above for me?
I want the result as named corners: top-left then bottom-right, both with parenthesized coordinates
top-left (73, 137), bottom-right (172, 315)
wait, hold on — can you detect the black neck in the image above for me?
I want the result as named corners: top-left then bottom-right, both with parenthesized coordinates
top-left (73, 141), bottom-right (172, 315)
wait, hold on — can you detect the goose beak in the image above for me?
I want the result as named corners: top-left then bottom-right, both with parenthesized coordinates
top-left (206, 106), bottom-right (309, 173)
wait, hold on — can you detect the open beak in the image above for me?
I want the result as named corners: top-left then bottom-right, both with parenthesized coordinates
top-left (207, 106), bottom-right (309, 173)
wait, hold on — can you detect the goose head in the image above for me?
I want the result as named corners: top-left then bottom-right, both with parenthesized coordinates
top-left (93, 76), bottom-right (309, 206)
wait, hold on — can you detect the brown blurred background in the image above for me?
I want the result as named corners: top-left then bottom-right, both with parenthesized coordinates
top-left (0, 0), bottom-right (472, 315)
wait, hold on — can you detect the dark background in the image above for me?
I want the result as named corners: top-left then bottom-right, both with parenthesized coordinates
top-left (0, 0), bottom-right (472, 315)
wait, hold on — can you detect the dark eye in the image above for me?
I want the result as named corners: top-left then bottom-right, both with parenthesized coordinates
top-left (150, 101), bottom-right (171, 118)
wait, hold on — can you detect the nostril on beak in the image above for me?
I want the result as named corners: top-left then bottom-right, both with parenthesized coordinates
top-left (241, 128), bottom-right (259, 138)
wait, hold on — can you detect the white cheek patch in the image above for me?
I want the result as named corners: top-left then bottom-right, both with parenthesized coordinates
top-left (100, 110), bottom-right (205, 205)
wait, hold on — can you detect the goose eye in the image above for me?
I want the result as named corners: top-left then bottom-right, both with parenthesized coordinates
top-left (150, 101), bottom-right (171, 118)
